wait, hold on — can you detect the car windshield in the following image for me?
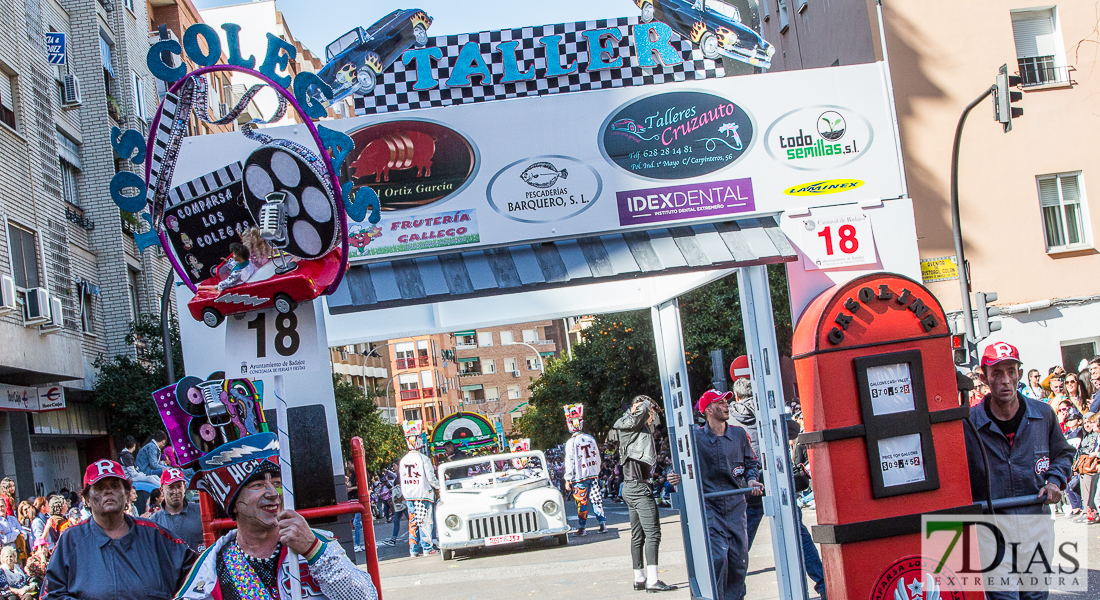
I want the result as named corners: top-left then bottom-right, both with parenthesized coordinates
top-left (442, 455), bottom-right (547, 490)
top-left (326, 29), bottom-right (363, 61)
top-left (706, 0), bottom-right (742, 23)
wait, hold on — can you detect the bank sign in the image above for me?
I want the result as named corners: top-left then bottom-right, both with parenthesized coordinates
top-left (0, 385), bottom-right (66, 412)
top-left (172, 59), bottom-right (903, 264)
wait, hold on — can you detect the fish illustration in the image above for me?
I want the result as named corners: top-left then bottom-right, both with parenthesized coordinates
top-left (520, 162), bottom-right (568, 189)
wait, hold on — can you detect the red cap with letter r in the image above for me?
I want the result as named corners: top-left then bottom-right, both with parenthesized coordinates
top-left (980, 342), bottom-right (1021, 367)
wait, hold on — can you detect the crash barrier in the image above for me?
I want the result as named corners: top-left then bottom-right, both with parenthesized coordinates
top-left (199, 436), bottom-right (382, 599)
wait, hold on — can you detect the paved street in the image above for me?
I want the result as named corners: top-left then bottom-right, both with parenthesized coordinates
top-left (357, 500), bottom-right (1100, 600)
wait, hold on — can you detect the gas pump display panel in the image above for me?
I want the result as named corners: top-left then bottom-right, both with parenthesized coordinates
top-left (854, 350), bottom-right (940, 499)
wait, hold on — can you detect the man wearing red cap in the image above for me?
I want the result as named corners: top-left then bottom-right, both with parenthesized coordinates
top-left (151, 467), bottom-right (204, 551)
top-left (694, 389), bottom-right (763, 600)
top-left (44, 460), bottom-right (196, 600)
top-left (965, 342), bottom-right (1074, 518)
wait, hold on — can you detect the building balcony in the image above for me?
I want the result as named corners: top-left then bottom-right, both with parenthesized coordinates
top-left (400, 389), bottom-right (421, 400)
top-left (458, 371), bottom-right (481, 378)
top-left (422, 387), bottom-right (435, 398)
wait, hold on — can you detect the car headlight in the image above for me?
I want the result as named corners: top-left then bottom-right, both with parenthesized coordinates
top-left (445, 515), bottom-right (461, 530)
top-left (542, 500), bottom-right (558, 514)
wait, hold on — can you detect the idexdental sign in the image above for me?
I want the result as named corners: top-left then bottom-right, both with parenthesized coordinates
top-left (172, 62), bottom-right (903, 263)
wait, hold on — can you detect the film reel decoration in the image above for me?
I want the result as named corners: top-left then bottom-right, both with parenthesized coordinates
top-left (152, 375), bottom-right (268, 467)
top-left (241, 141), bottom-right (339, 260)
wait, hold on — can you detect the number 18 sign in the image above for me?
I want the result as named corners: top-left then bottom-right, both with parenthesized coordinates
top-left (799, 209), bottom-right (877, 270)
top-left (224, 301), bottom-right (320, 376)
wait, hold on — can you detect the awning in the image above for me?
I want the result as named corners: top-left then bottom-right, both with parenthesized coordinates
top-left (327, 216), bottom-right (795, 314)
top-left (453, 330), bottom-right (476, 336)
top-left (456, 357), bottom-right (478, 363)
top-left (460, 384), bottom-right (483, 392)
top-left (509, 402), bottom-right (529, 413)
top-left (539, 352), bottom-right (554, 357)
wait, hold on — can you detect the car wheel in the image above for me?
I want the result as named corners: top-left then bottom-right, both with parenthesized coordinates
top-left (442, 549), bottom-right (454, 561)
top-left (274, 293), bottom-right (297, 315)
top-left (202, 307), bottom-right (224, 328)
top-left (413, 25), bottom-right (428, 47)
top-left (355, 67), bottom-right (377, 95)
top-left (556, 534), bottom-right (569, 546)
top-left (700, 32), bottom-right (720, 59)
top-left (640, 2), bottom-right (655, 22)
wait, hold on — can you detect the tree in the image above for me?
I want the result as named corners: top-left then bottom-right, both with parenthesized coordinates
top-left (332, 374), bottom-right (405, 472)
top-left (515, 265), bottom-right (794, 448)
top-left (92, 314), bottom-right (184, 444)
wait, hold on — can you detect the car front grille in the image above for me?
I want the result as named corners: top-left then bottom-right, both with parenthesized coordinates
top-left (468, 510), bottom-right (539, 539)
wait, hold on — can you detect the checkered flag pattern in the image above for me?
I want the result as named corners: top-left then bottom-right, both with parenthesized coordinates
top-left (352, 17), bottom-right (734, 116)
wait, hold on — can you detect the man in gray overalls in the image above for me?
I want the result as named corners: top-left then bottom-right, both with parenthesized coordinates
top-left (694, 389), bottom-right (764, 600)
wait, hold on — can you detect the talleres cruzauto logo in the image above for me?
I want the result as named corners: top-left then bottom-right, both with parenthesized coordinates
top-left (764, 106), bottom-right (873, 171)
top-left (600, 91), bottom-right (754, 181)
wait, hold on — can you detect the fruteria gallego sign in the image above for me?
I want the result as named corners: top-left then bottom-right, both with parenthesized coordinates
top-left (172, 59), bottom-right (903, 265)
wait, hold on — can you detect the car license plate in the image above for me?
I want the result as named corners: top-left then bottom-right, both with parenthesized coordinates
top-left (485, 534), bottom-right (522, 546)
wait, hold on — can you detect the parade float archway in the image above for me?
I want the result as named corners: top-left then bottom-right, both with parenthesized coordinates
top-left (159, 10), bottom-right (925, 600)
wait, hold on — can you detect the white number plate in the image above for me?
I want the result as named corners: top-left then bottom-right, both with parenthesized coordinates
top-left (485, 534), bottom-right (523, 546)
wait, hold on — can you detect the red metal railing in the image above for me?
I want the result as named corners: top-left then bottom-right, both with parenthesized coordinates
top-left (417, 355), bottom-right (429, 367)
top-left (395, 357), bottom-right (411, 370)
top-left (399, 389), bottom-right (421, 400)
top-left (199, 437), bottom-right (382, 599)
top-left (421, 387), bottom-right (434, 398)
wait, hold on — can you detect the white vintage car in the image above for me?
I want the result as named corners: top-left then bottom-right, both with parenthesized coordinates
top-left (435, 450), bottom-right (570, 560)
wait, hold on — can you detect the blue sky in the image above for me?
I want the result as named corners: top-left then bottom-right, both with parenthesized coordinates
top-left (191, 1), bottom-right (634, 58)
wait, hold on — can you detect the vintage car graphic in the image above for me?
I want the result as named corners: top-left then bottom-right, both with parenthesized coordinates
top-left (318, 9), bottom-right (433, 101)
top-left (435, 450), bottom-right (570, 560)
top-left (634, 0), bottom-right (775, 68)
top-left (187, 248), bottom-right (342, 327)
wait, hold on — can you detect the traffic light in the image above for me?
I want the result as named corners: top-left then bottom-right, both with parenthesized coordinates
top-left (951, 334), bottom-right (977, 367)
top-left (974, 291), bottom-right (1002, 340)
top-left (993, 64), bottom-right (1023, 132)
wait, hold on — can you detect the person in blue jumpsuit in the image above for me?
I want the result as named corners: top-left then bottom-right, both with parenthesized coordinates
top-left (964, 342), bottom-right (1074, 600)
top-left (694, 389), bottom-right (763, 600)
top-left (44, 459), bottom-right (195, 600)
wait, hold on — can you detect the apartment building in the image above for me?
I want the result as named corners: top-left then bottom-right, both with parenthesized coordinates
top-left (453, 321), bottom-right (567, 435)
top-left (329, 342), bottom-right (391, 422)
top-left (387, 334), bottom-right (460, 430)
top-left (757, 0), bottom-right (1098, 369)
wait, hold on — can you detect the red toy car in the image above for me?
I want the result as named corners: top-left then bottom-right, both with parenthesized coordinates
top-left (187, 248), bottom-right (344, 327)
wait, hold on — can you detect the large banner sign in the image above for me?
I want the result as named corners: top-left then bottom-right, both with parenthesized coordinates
top-left (172, 61), bottom-right (903, 263)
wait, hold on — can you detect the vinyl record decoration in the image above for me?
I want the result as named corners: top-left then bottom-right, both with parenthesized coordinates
top-left (152, 374), bottom-right (268, 467)
top-left (429, 411), bottom-right (499, 456)
top-left (241, 134), bottom-right (339, 259)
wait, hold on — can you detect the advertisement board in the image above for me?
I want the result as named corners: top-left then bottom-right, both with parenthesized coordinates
top-left (172, 62), bottom-right (903, 264)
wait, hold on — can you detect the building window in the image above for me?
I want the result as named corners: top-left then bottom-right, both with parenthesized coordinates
top-left (477, 331), bottom-right (493, 347)
top-left (79, 284), bottom-right (95, 334)
top-left (416, 339), bottom-right (430, 366)
top-left (7, 224), bottom-right (40, 289)
top-left (399, 373), bottom-right (420, 400)
top-left (504, 357), bottom-right (518, 373)
top-left (507, 384), bottom-right (521, 399)
top-left (124, 0), bottom-right (133, 11)
top-left (127, 268), bottom-right (140, 317)
top-left (1011, 9), bottom-right (1068, 87)
top-left (395, 341), bottom-right (415, 370)
top-left (456, 333), bottom-right (476, 347)
top-left (522, 329), bottom-right (538, 343)
top-left (500, 330), bottom-right (514, 345)
top-left (1037, 173), bottom-right (1088, 251)
top-left (403, 408), bottom-right (422, 422)
top-left (526, 356), bottom-right (540, 371)
top-left (0, 69), bottom-right (16, 130)
top-left (777, 0), bottom-right (790, 32)
top-left (483, 359), bottom-right (495, 374)
top-left (484, 386), bottom-right (500, 401)
top-left (132, 72), bottom-right (147, 122)
top-left (1061, 340), bottom-right (1098, 373)
top-left (60, 159), bottom-right (80, 207)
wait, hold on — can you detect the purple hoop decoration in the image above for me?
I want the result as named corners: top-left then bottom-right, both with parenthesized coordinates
top-left (143, 65), bottom-right (350, 295)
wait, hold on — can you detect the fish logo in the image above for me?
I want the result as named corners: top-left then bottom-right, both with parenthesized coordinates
top-left (519, 162), bottom-right (568, 189)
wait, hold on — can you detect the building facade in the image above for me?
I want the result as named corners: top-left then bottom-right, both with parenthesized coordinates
top-left (758, 0), bottom-right (1099, 370)
top-left (329, 342), bottom-right (391, 421)
top-left (386, 334), bottom-right (459, 430)
top-left (452, 320), bottom-right (566, 435)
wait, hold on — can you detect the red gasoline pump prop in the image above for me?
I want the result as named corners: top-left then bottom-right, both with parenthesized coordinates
top-left (792, 273), bottom-right (982, 600)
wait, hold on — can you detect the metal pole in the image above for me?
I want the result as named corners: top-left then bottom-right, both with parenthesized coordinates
top-left (950, 86), bottom-right (995, 343)
top-left (161, 270), bottom-right (175, 385)
top-left (504, 341), bottom-right (545, 370)
top-left (562, 318), bottom-right (573, 360)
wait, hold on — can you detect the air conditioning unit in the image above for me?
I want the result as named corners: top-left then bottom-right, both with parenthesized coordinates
top-left (511, 371), bottom-right (520, 378)
top-left (0, 276), bottom-right (14, 315)
top-left (61, 74), bottom-right (82, 107)
top-left (24, 288), bottom-right (50, 326)
top-left (41, 297), bottom-right (63, 334)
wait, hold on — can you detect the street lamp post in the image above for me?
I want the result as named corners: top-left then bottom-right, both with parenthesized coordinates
top-left (503, 340), bottom-right (546, 371)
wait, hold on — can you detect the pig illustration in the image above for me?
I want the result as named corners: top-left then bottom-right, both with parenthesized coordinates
top-left (351, 131), bottom-right (435, 182)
